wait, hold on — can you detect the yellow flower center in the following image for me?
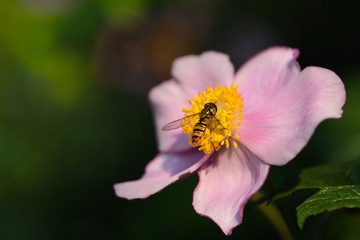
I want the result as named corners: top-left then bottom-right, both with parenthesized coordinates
top-left (181, 84), bottom-right (244, 154)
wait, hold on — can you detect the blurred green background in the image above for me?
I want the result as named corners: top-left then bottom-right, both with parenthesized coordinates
top-left (0, 0), bottom-right (359, 239)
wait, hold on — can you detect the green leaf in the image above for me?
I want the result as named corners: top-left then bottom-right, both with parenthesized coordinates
top-left (273, 160), bottom-right (360, 229)
top-left (296, 185), bottom-right (360, 229)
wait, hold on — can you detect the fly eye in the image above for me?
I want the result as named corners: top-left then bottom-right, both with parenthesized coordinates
top-left (209, 103), bottom-right (217, 112)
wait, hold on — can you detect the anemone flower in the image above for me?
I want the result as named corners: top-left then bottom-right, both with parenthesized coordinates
top-left (114, 47), bottom-right (345, 235)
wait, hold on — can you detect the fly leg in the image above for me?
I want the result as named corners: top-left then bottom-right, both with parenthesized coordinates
top-left (211, 141), bottom-right (216, 151)
top-left (211, 138), bottom-right (226, 151)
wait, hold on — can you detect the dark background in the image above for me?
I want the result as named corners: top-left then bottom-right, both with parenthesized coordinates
top-left (0, 0), bottom-right (359, 239)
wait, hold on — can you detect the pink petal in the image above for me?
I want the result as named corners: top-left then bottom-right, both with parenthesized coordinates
top-left (237, 66), bottom-right (346, 166)
top-left (149, 80), bottom-right (192, 152)
top-left (192, 144), bottom-right (270, 236)
top-left (114, 150), bottom-right (209, 200)
top-left (171, 51), bottom-right (234, 96)
top-left (234, 46), bottom-right (301, 114)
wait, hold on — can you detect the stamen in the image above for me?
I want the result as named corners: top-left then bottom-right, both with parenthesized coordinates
top-left (182, 84), bottom-right (244, 154)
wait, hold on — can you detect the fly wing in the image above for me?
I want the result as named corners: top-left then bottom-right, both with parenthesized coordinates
top-left (207, 115), bottom-right (221, 130)
top-left (161, 113), bottom-right (199, 131)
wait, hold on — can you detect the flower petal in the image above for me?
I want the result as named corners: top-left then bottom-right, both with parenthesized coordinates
top-left (237, 66), bottom-right (346, 166)
top-left (234, 46), bottom-right (301, 114)
top-left (114, 150), bottom-right (209, 200)
top-left (192, 144), bottom-right (270, 236)
top-left (149, 80), bottom-right (192, 152)
top-left (171, 51), bottom-right (234, 95)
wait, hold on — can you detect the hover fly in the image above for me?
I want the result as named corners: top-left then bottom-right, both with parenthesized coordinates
top-left (161, 103), bottom-right (218, 145)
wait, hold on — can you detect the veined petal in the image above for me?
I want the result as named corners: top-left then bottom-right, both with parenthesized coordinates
top-left (149, 80), bottom-right (192, 152)
top-left (192, 144), bottom-right (270, 236)
top-left (237, 66), bottom-right (346, 166)
top-left (171, 51), bottom-right (234, 95)
top-left (234, 47), bottom-right (300, 114)
top-left (114, 150), bottom-right (209, 200)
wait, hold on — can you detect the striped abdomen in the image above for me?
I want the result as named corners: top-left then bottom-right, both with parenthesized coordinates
top-left (192, 118), bottom-right (207, 144)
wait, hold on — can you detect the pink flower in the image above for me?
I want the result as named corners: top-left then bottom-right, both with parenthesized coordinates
top-left (114, 47), bottom-right (345, 235)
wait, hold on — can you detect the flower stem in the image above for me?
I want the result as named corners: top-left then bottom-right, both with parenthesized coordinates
top-left (251, 191), bottom-right (295, 240)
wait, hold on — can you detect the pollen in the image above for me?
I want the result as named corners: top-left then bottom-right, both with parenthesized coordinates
top-left (182, 83), bottom-right (244, 154)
